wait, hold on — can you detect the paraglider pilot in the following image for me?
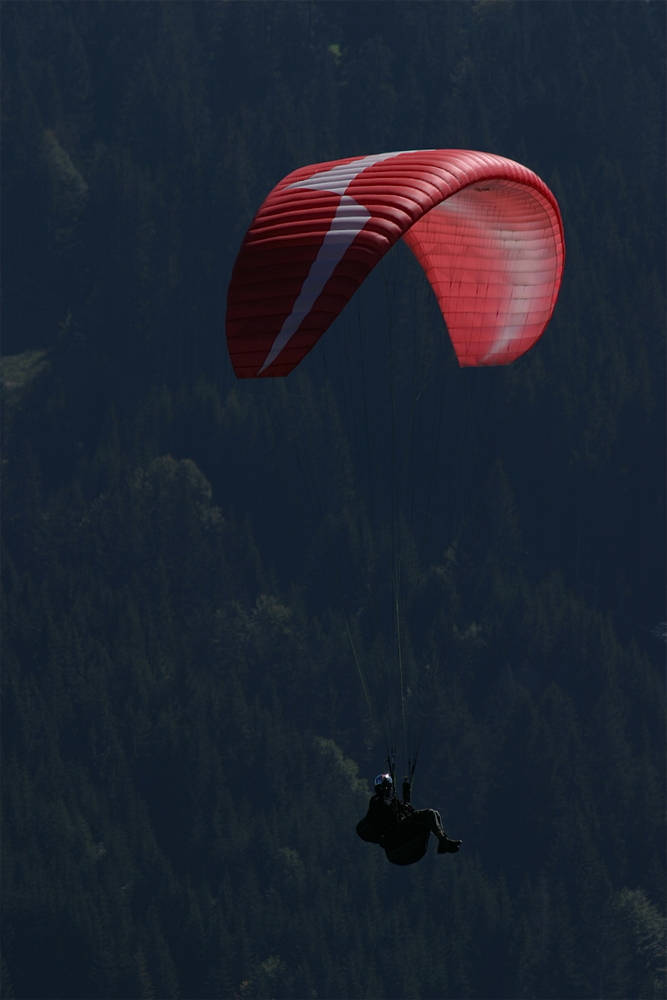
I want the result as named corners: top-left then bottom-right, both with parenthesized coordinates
top-left (356, 774), bottom-right (462, 866)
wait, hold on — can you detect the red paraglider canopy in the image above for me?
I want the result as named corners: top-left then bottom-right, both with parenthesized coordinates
top-left (226, 149), bottom-right (565, 378)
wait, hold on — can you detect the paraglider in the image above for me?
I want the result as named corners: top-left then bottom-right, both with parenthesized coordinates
top-left (226, 150), bottom-right (564, 862)
top-left (226, 148), bottom-right (564, 378)
top-left (356, 774), bottom-right (461, 867)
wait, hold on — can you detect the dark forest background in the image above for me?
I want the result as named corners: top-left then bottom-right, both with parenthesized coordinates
top-left (1, 3), bottom-right (665, 999)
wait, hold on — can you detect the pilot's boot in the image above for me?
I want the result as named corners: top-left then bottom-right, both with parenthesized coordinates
top-left (437, 834), bottom-right (462, 854)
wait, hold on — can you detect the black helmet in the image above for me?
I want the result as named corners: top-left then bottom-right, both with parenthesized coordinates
top-left (374, 773), bottom-right (393, 796)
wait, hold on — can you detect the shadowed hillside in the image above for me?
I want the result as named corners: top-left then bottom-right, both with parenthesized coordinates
top-left (2, 3), bottom-right (664, 998)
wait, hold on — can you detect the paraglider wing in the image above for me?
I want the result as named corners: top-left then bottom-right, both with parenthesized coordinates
top-left (225, 150), bottom-right (564, 378)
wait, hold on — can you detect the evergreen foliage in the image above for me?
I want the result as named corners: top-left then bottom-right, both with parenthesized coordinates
top-left (2, 3), bottom-right (664, 998)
